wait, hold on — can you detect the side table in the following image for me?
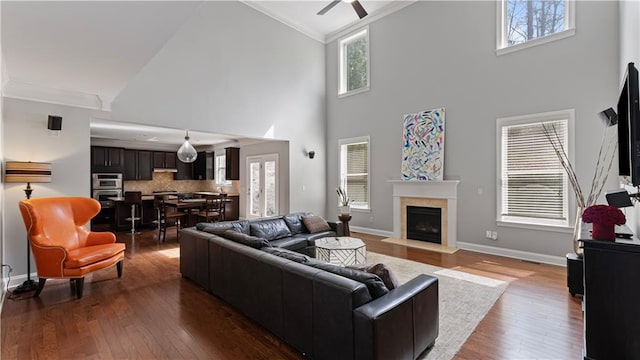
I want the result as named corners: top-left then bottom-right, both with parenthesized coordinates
top-left (338, 214), bottom-right (352, 236)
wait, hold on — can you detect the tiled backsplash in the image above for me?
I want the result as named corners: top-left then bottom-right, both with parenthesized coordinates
top-left (123, 172), bottom-right (239, 194)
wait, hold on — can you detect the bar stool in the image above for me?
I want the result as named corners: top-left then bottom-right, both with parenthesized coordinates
top-left (124, 191), bottom-right (142, 234)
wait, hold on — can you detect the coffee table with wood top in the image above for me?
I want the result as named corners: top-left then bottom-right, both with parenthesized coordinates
top-left (315, 236), bottom-right (366, 267)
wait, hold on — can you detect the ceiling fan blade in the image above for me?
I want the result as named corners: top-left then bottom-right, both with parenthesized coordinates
top-left (317, 0), bottom-right (342, 15)
top-left (351, 0), bottom-right (368, 19)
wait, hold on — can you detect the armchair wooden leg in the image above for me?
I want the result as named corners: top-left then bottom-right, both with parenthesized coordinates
top-left (75, 278), bottom-right (85, 299)
top-left (116, 260), bottom-right (123, 278)
top-left (34, 278), bottom-right (47, 297)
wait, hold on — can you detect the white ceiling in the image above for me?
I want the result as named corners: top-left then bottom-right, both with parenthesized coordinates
top-left (1, 0), bottom-right (405, 145)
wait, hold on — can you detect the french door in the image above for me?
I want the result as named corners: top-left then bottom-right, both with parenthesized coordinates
top-left (247, 154), bottom-right (278, 219)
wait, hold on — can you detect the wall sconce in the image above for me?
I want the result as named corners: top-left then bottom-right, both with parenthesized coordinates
top-left (308, 150), bottom-right (315, 159)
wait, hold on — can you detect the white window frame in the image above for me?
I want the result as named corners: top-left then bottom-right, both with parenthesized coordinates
top-left (496, 109), bottom-right (575, 231)
top-left (496, 0), bottom-right (576, 56)
top-left (215, 153), bottom-right (232, 186)
top-left (339, 136), bottom-right (371, 211)
top-left (338, 26), bottom-right (370, 97)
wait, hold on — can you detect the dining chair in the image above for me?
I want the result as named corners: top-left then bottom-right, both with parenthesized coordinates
top-left (196, 195), bottom-right (223, 223)
top-left (154, 195), bottom-right (185, 242)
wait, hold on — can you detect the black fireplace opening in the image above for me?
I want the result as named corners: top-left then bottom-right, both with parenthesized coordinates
top-left (406, 206), bottom-right (442, 244)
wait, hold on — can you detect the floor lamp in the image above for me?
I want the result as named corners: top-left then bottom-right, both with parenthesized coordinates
top-left (5, 161), bottom-right (52, 294)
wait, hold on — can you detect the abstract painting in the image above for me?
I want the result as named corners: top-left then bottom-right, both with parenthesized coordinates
top-left (401, 108), bottom-right (445, 180)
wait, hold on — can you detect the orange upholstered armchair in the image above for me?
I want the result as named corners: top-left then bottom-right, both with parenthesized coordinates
top-left (18, 197), bottom-right (125, 299)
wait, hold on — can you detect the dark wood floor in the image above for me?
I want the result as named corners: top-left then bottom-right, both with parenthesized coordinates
top-left (1, 228), bottom-right (583, 359)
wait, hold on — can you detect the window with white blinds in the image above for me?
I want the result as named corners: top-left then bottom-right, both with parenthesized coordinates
top-left (497, 110), bottom-right (572, 227)
top-left (339, 136), bottom-right (370, 210)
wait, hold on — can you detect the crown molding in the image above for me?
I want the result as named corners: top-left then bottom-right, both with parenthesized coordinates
top-left (240, 0), bottom-right (326, 43)
top-left (2, 80), bottom-right (112, 111)
top-left (325, 0), bottom-right (417, 43)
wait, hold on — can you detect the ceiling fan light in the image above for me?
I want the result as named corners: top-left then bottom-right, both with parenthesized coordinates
top-left (177, 130), bottom-right (198, 163)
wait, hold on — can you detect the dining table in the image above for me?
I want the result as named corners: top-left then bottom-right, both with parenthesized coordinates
top-left (163, 198), bottom-right (207, 226)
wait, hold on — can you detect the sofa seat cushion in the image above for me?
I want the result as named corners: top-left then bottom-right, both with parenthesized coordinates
top-left (64, 243), bottom-right (126, 269)
top-left (302, 215), bottom-right (331, 233)
top-left (308, 261), bottom-right (389, 299)
top-left (222, 230), bottom-right (270, 249)
top-left (250, 219), bottom-right (292, 240)
top-left (302, 231), bottom-right (337, 244)
top-left (262, 247), bottom-right (310, 263)
top-left (269, 237), bottom-right (308, 251)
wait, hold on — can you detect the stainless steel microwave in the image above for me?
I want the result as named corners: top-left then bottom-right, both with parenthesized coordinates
top-left (92, 173), bottom-right (122, 189)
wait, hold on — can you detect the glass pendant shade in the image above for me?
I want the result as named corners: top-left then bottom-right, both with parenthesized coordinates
top-left (177, 130), bottom-right (198, 163)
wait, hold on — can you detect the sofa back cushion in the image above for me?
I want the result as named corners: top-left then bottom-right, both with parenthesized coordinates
top-left (308, 261), bottom-right (389, 299)
top-left (198, 220), bottom-right (250, 235)
top-left (250, 218), bottom-right (292, 241)
top-left (283, 212), bottom-right (311, 234)
top-left (302, 215), bottom-right (331, 234)
top-left (262, 247), bottom-right (310, 263)
top-left (222, 230), bottom-right (270, 249)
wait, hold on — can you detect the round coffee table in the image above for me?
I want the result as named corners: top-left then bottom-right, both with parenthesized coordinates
top-left (315, 236), bottom-right (366, 266)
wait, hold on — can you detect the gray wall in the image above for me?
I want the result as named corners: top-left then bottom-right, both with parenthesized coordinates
top-left (2, 97), bottom-right (107, 281)
top-left (326, 1), bottom-right (620, 258)
top-left (112, 2), bottom-right (327, 217)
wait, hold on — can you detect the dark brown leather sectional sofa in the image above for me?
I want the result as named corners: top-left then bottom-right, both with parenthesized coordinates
top-left (180, 213), bottom-right (439, 360)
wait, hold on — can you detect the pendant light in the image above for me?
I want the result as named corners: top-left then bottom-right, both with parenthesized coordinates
top-left (177, 129), bottom-right (198, 163)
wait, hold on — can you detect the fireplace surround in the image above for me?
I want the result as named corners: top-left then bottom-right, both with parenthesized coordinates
top-left (389, 180), bottom-right (459, 248)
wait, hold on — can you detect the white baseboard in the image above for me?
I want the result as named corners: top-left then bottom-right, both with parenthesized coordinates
top-left (350, 226), bottom-right (394, 238)
top-left (457, 241), bottom-right (566, 267)
top-left (350, 228), bottom-right (566, 266)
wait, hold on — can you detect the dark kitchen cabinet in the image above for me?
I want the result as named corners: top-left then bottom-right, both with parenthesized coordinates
top-left (194, 151), bottom-right (214, 180)
top-left (91, 146), bottom-right (124, 173)
top-left (175, 155), bottom-right (193, 180)
top-left (225, 147), bottom-right (240, 180)
top-left (224, 195), bottom-right (240, 221)
top-left (124, 149), bottom-right (153, 180)
top-left (153, 151), bottom-right (176, 169)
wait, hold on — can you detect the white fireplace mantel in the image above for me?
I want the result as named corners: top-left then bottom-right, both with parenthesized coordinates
top-left (388, 180), bottom-right (460, 247)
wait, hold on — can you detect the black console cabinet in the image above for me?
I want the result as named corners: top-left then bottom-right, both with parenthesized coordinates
top-left (582, 237), bottom-right (640, 359)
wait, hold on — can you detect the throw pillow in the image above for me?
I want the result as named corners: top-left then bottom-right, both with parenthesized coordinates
top-left (347, 263), bottom-right (399, 290)
top-left (302, 215), bottom-right (331, 234)
top-left (222, 229), bottom-right (270, 249)
top-left (283, 212), bottom-right (311, 234)
top-left (309, 262), bottom-right (389, 299)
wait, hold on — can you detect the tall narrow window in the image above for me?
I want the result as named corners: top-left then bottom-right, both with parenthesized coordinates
top-left (215, 154), bottom-right (231, 185)
top-left (497, 110), bottom-right (574, 227)
top-left (497, 0), bottom-right (575, 54)
top-left (339, 27), bottom-right (369, 96)
top-left (339, 136), bottom-right (370, 210)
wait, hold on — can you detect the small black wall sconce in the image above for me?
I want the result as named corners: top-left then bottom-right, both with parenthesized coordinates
top-left (308, 150), bottom-right (315, 159)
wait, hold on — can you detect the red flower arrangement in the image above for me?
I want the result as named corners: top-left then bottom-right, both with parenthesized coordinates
top-left (582, 205), bottom-right (626, 241)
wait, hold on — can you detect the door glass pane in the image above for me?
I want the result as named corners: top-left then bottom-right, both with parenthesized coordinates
top-left (249, 162), bottom-right (261, 217)
top-left (264, 160), bottom-right (276, 217)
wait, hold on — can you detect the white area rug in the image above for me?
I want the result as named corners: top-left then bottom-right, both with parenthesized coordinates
top-left (366, 252), bottom-right (508, 360)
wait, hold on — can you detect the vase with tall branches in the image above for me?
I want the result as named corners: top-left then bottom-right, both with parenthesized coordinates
top-left (542, 120), bottom-right (617, 255)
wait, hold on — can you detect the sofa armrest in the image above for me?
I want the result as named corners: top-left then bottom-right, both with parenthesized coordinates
top-left (327, 221), bottom-right (342, 236)
top-left (353, 274), bottom-right (439, 360)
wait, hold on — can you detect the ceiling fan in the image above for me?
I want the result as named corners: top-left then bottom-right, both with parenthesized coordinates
top-left (317, 0), bottom-right (368, 19)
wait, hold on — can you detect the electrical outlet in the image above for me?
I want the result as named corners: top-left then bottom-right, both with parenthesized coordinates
top-left (485, 230), bottom-right (492, 238)
top-left (491, 231), bottom-right (498, 240)
top-left (369, 216), bottom-right (374, 223)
